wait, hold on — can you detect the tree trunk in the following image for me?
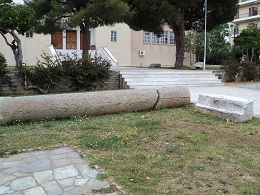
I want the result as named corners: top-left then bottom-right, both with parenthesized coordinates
top-left (0, 30), bottom-right (23, 68)
top-left (80, 21), bottom-right (90, 58)
top-left (170, 12), bottom-right (185, 69)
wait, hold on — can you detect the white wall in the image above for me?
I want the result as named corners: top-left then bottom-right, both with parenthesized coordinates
top-left (95, 23), bottom-right (132, 66)
top-left (0, 33), bottom-right (51, 66)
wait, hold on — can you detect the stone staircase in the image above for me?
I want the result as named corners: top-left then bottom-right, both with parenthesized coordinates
top-left (114, 67), bottom-right (223, 89)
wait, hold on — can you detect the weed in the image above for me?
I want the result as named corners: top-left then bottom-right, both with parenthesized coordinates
top-left (0, 105), bottom-right (259, 194)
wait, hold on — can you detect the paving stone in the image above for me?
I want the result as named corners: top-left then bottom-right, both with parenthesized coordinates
top-left (67, 152), bottom-right (82, 158)
top-left (0, 186), bottom-right (11, 194)
top-left (54, 165), bottom-right (78, 180)
top-left (68, 157), bottom-right (87, 164)
top-left (6, 192), bottom-right (23, 195)
top-left (21, 159), bottom-right (51, 173)
top-left (42, 181), bottom-right (62, 195)
top-left (30, 151), bottom-right (48, 156)
top-left (69, 186), bottom-right (91, 194)
top-left (49, 153), bottom-right (67, 160)
top-left (52, 158), bottom-right (70, 168)
top-left (23, 187), bottom-right (47, 195)
top-left (75, 178), bottom-right (89, 186)
top-left (5, 189), bottom-right (15, 194)
top-left (52, 148), bottom-right (72, 154)
top-left (19, 156), bottom-right (39, 164)
top-left (0, 158), bottom-right (7, 163)
top-left (10, 177), bottom-right (36, 191)
top-left (12, 172), bottom-right (29, 177)
top-left (2, 167), bottom-right (19, 174)
top-left (33, 170), bottom-right (53, 184)
top-left (0, 172), bottom-right (16, 185)
top-left (57, 177), bottom-right (75, 187)
top-left (63, 186), bottom-right (74, 192)
top-left (0, 161), bottom-right (19, 169)
top-left (85, 178), bottom-right (110, 190)
top-left (81, 166), bottom-right (98, 178)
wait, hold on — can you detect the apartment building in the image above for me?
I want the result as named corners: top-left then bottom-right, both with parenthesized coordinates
top-left (233, 0), bottom-right (260, 36)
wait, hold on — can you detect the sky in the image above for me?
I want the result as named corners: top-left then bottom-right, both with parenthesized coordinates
top-left (13, 0), bottom-right (24, 4)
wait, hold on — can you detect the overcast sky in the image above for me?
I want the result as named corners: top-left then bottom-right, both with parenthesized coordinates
top-left (13, 0), bottom-right (24, 4)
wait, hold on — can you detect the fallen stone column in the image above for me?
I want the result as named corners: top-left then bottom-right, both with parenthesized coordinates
top-left (195, 94), bottom-right (254, 122)
top-left (0, 87), bottom-right (190, 125)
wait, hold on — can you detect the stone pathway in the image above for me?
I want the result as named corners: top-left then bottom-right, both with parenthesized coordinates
top-left (0, 147), bottom-right (121, 195)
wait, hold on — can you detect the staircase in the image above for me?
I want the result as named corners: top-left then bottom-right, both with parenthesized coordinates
top-left (113, 67), bottom-right (223, 89)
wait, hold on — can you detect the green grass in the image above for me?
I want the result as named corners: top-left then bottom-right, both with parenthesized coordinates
top-left (0, 104), bottom-right (259, 194)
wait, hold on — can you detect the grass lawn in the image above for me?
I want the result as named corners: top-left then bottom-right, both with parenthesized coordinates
top-left (0, 104), bottom-right (259, 194)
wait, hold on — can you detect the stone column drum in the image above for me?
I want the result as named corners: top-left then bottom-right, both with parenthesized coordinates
top-left (0, 87), bottom-right (190, 125)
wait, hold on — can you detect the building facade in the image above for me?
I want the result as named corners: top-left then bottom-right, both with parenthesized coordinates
top-left (232, 0), bottom-right (260, 37)
top-left (0, 23), bottom-right (191, 67)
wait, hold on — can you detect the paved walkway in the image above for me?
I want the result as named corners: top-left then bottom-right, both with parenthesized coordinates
top-left (187, 83), bottom-right (260, 118)
top-left (0, 147), bottom-right (120, 195)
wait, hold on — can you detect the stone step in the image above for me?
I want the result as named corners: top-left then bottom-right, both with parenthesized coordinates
top-left (115, 67), bottom-right (223, 88)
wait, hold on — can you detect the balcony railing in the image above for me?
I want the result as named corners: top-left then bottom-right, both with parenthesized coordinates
top-left (239, 0), bottom-right (259, 6)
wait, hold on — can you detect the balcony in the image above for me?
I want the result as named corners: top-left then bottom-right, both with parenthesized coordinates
top-left (239, 0), bottom-right (260, 7)
top-left (233, 12), bottom-right (260, 23)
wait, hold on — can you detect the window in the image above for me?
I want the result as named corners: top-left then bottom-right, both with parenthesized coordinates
top-left (143, 31), bottom-right (150, 43)
top-left (25, 32), bottom-right (33, 38)
top-left (111, 31), bottom-right (117, 42)
top-left (161, 31), bottom-right (168, 44)
top-left (170, 32), bottom-right (175, 44)
top-left (249, 7), bottom-right (257, 16)
top-left (152, 33), bottom-right (159, 44)
top-left (234, 26), bottom-right (239, 35)
top-left (66, 30), bottom-right (77, 49)
top-left (51, 32), bottom-right (63, 49)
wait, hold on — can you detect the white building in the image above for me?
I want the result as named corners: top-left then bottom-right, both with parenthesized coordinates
top-left (0, 23), bottom-right (191, 67)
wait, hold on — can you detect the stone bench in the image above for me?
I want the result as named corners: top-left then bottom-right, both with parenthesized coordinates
top-left (195, 94), bottom-right (254, 122)
top-left (149, 63), bottom-right (161, 68)
top-left (0, 87), bottom-right (190, 125)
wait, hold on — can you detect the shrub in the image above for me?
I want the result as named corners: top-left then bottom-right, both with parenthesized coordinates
top-left (222, 59), bottom-right (259, 82)
top-left (0, 53), bottom-right (7, 77)
top-left (241, 61), bottom-right (258, 81)
top-left (222, 60), bottom-right (240, 82)
top-left (23, 52), bottom-right (111, 93)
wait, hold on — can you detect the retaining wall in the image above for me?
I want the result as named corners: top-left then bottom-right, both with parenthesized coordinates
top-left (0, 71), bottom-right (127, 96)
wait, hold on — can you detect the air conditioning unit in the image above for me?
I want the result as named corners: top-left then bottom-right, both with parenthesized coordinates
top-left (139, 50), bottom-right (145, 56)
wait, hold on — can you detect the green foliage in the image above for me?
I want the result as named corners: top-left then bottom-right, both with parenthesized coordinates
top-left (0, 1), bottom-right (35, 67)
top-left (222, 60), bottom-right (240, 82)
top-left (234, 27), bottom-right (260, 63)
top-left (126, 0), bottom-right (238, 67)
top-left (186, 24), bottom-right (232, 64)
top-left (222, 59), bottom-right (259, 82)
top-left (0, 53), bottom-right (7, 77)
top-left (0, 1), bottom-right (35, 34)
top-left (241, 61), bottom-right (258, 81)
top-left (23, 52), bottom-right (111, 92)
top-left (27, 0), bottom-right (129, 54)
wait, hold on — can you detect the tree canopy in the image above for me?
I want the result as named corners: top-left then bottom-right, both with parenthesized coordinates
top-left (126, 0), bottom-right (238, 68)
top-left (186, 24), bottom-right (231, 65)
top-left (0, 0), bottom-right (35, 67)
top-left (234, 27), bottom-right (260, 62)
top-left (26, 0), bottom-right (130, 55)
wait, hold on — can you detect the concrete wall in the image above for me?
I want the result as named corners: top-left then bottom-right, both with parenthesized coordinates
top-left (95, 23), bottom-right (132, 67)
top-left (0, 33), bottom-right (50, 66)
top-left (131, 26), bottom-right (191, 67)
top-left (0, 71), bottom-right (124, 96)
